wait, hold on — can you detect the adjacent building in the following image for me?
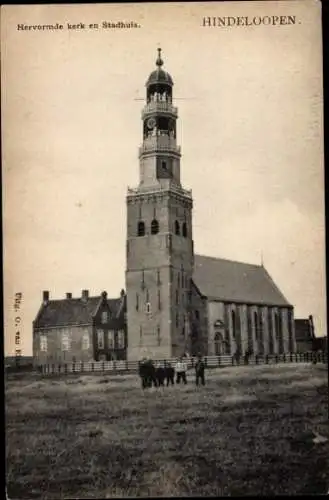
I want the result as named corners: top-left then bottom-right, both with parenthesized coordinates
top-left (33, 290), bottom-right (126, 364)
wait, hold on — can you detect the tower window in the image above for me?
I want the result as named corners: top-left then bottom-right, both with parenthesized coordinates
top-left (158, 290), bottom-right (161, 310)
top-left (146, 302), bottom-right (151, 314)
top-left (182, 222), bottom-right (187, 237)
top-left (136, 293), bottom-right (139, 311)
top-left (137, 221), bottom-right (145, 237)
top-left (175, 220), bottom-right (180, 235)
top-left (151, 219), bottom-right (159, 234)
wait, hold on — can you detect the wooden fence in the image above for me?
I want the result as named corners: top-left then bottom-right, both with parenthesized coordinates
top-left (37, 351), bottom-right (328, 376)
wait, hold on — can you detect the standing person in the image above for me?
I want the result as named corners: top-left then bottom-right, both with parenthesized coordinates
top-left (175, 357), bottom-right (187, 385)
top-left (195, 355), bottom-right (206, 386)
top-left (155, 362), bottom-right (165, 387)
top-left (139, 358), bottom-right (148, 389)
top-left (165, 362), bottom-right (175, 386)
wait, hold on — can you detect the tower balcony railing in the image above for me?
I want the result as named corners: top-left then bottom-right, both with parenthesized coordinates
top-left (127, 183), bottom-right (192, 199)
top-left (139, 133), bottom-right (181, 156)
top-left (142, 101), bottom-right (178, 118)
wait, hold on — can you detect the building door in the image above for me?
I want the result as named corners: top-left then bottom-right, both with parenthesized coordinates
top-left (214, 332), bottom-right (224, 355)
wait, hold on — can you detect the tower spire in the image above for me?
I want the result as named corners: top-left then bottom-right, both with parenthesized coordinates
top-left (156, 47), bottom-right (164, 67)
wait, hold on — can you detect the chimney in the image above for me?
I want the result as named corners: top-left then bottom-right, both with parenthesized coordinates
top-left (43, 291), bottom-right (49, 304)
top-left (66, 293), bottom-right (72, 299)
top-left (81, 289), bottom-right (89, 302)
top-left (120, 288), bottom-right (125, 297)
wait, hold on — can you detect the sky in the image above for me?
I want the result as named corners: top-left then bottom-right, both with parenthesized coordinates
top-left (2, 1), bottom-right (325, 356)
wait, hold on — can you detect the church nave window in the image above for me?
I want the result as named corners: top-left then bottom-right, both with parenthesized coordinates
top-left (137, 221), bottom-right (145, 237)
top-left (151, 219), bottom-right (159, 234)
top-left (182, 222), bottom-right (187, 237)
top-left (175, 220), bottom-right (180, 235)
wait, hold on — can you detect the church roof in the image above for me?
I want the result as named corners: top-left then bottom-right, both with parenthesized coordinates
top-left (34, 295), bottom-right (124, 329)
top-left (193, 254), bottom-right (292, 307)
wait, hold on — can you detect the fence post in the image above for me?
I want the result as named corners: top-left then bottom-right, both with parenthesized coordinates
top-left (65, 364), bottom-right (67, 374)
top-left (218, 355), bottom-right (221, 367)
top-left (266, 354), bottom-right (269, 364)
top-left (91, 362), bottom-right (94, 372)
top-left (255, 355), bottom-right (258, 365)
top-left (113, 360), bottom-right (117, 371)
top-left (205, 357), bottom-right (208, 368)
top-left (102, 361), bottom-right (105, 372)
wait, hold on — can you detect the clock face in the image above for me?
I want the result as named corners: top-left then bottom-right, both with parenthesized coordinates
top-left (147, 117), bottom-right (156, 129)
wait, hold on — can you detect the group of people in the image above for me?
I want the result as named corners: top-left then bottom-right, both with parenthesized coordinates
top-left (138, 355), bottom-right (206, 389)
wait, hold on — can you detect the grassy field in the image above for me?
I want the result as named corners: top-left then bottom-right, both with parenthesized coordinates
top-left (5, 363), bottom-right (329, 498)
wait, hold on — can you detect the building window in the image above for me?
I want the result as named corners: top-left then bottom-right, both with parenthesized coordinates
top-left (158, 289), bottom-right (161, 310)
top-left (62, 333), bottom-right (71, 351)
top-left (176, 313), bottom-right (179, 327)
top-left (288, 309), bottom-right (294, 352)
top-left (108, 330), bottom-right (115, 349)
top-left (40, 335), bottom-right (47, 352)
top-left (157, 325), bottom-right (161, 346)
top-left (268, 308), bottom-right (274, 354)
top-left (182, 222), bottom-right (187, 237)
top-left (146, 288), bottom-right (149, 302)
top-left (117, 330), bottom-right (125, 349)
top-left (151, 219), bottom-right (159, 234)
top-left (275, 311), bottom-right (284, 354)
top-left (175, 220), bottom-right (180, 235)
top-left (176, 289), bottom-right (179, 305)
top-left (141, 270), bottom-right (145, 289)
top-left (137, 221), bottom-right (145, 236)
top-left (101, 311), bottom-right (108, 324)
top-left (97, 329), bottom-right (104, 349)
top-left (247, 307), bottom-right (253, 353)
top-left (231, 310), bottom-right (236, 340)
top-left (136, 293), bottom-right (139, 311)
top-left (157, 269), bottom-right (161, 285)
top-left (82, 333), bottom-right (90, 350)
top-left (146, 302), bottom-right (151, 314)
top-left (258, 310), bottom-right (264, 354)
top-left (177, 272), bottom-right (180, 287)
top-left (195, 310), bottom-right (200, 320)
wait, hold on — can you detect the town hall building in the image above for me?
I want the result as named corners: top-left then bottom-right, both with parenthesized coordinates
top-left (33, 49), bottom-right (297, 364)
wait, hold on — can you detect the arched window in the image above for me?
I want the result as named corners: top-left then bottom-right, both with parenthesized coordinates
top-left (288, 309), bottom-right (294, 352)
top-left (268, 308), bottom-right (274, 354)
top-left (247, 307), bottom-right (253, 353)
top-left (151, 219), bottom-right (159, 234)
top-left (258, 310), bottom-right (264, 354)
top-left (182, 222), bottom-right (187, 237)
top-left (231, 310), bottom-right (236, 340)
top-left (175, 220), bottom-right (180, 235)
top-left (137, 221), bottom-right (145, 236)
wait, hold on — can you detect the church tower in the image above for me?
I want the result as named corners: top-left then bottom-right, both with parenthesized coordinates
top-left (126, 49), bottom-right (194, 360)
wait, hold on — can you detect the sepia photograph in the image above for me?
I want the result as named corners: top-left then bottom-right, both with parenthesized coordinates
top-left (2, 1), bottom-right (328, 497)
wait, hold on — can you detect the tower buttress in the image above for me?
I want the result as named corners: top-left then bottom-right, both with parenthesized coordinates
top-left (126, 49), bottom-right (194, 360)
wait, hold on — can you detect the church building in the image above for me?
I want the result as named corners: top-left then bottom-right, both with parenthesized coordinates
top-left (33, 49), bottom-right (297, 364)
top-left (125, 49), bottom-right (296, 361)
